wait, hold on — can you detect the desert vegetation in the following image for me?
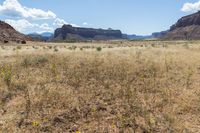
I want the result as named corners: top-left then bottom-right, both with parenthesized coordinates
top-left (0, 40), bottom-right (200, 132)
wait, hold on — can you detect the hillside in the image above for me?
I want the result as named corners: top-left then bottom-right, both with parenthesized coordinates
top-left (0, 21), bottom-right (32, 43)
top-left (162, 11), bottom-right (200, 40)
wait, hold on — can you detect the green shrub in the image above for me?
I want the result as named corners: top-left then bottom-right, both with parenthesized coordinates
top-left (21, 56), bottom-right (49, 67)
top-left (151, 44), bottom-right (156, 47)
top-left (32, 46), bottom-right (39, 49)
top-left (68, 46), bottom-right (77, 50)
top-left (1, 65), bottom-right (12, 88)
top-left (96, 47), bottom-right (102, 51)
top-left (54, 48), bottom-right (59, 52)
top-left (17, 46), bottom-right (22, 49)
top-left (48, 46), bottom-right (52, 49)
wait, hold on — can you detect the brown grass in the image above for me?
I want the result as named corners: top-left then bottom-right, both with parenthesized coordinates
top-left (0, 40), bottom-right (200, 132)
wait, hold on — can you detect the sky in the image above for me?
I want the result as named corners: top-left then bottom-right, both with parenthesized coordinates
top-left (0, 0), bottom-right (200, 35)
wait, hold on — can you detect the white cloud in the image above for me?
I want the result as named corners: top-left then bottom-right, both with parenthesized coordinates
top-left (53, 18), bottom-right (68, 27)
top-left (5, 19), bottom-right (53, 33)
top-left (83, 22), bottom-right (88, 25)
top-left (5, 19), bottom-right (36, 32)
top-left (0, 0), bottom-right (56, 19)
top-left (0, 0), bottom-right (79, 33)
top-left (53, 18), bottom-right (79, 27)
top-left (5, 18), bottom-right (79, 34)
top-left (181, 0), bottom-right (200, 12)
top-left (39, 23), bottom-right (54, 32)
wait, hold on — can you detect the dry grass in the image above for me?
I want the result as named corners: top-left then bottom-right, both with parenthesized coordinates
top-left (1, 40), bottom-right (200, 132)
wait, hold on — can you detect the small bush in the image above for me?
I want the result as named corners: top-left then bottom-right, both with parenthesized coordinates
top-left (0, 65), bottom-right (12, 88)
top-left (54, 48), bottom-right (59, 52)
top-left (48, 46), bottom-right (52, 49)
top-left (83, 46), bottom-right (91, 49)
top-left (32, 46), bottom-right (38, 49)
top-left (162, 44), bottom-right (168, 48)
top-left (21, 40), bottom-right (26, 44)
top-left (68, 46), bottom-right (77, 50)
top-left (96, 47), bottom-right (102, 51)
top-left (1, 46), bottom-right (5, 49)
top-left (21, 56), bottom-right (49, 67)
top-left (151, 44), bottom-right (156, 47)
top-left (4, 40), bottom-right (8, 44)
top-left (16, 46), bottom-right (22, 50)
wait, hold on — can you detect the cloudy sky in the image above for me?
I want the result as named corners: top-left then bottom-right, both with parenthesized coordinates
top-left (0, 0), bottom-right (199, 35)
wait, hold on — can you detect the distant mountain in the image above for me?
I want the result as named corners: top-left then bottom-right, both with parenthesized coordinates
top-left (28, 32), bottom-right (53, 41)
top-left (162, 11), bottom-right (200, 40)
top-left (52, 25), bottom-right (123, 41)
top-left (122, 34), bottom-right (152, 40)
top-left (0, 20), bottom-right (33, 43)
top-left (40, 32), bottom-right (53, 37)
top-left (151, 31), bottom-right (168, 38)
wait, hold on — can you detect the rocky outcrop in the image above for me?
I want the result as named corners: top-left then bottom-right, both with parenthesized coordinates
top-left (53, 25), bottom-right (122, 41)
top-left (162, 11), bottom-right (200, 40)
top-left (170, 11), bottom-right (200, 31)
top-left (0, 21), bottom-right (33, 43)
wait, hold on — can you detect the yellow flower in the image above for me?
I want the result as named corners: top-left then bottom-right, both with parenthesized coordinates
top-left (92, 107), bottom-right (96, 112)
top-left (32, 121), bottom-right (40, 126)
top-left (112, 124), bottom-right (116, 128)
top-left (149, 114), bottom-right (156, 125)
top-left (76, 131), bottom-right (81, 133)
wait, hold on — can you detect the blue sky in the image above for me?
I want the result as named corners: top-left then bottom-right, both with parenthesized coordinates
top-left (0, 0), bottom-right (199, 35)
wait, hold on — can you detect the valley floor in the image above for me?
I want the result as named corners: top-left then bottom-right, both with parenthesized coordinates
top-left (0, 40), bottom-right (200, 132)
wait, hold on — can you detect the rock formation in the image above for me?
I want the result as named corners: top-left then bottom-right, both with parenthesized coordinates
top-left (162, 11), bottom-right (200, 40)
top-left (53, 25), bottom-right (122, 41)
